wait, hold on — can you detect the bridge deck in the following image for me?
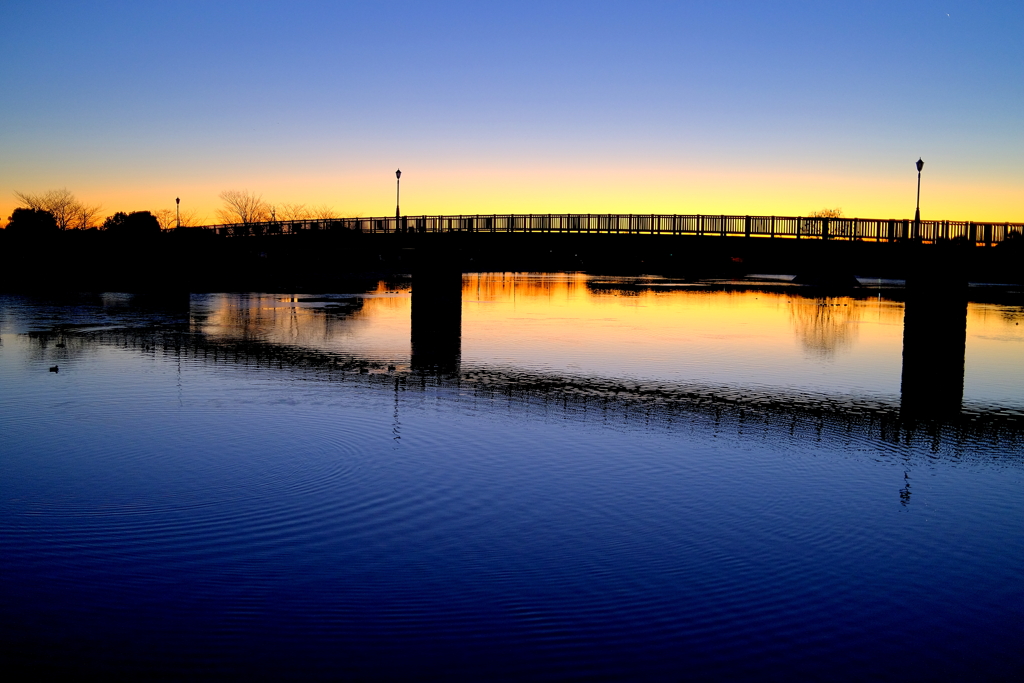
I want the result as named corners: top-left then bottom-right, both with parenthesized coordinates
top-left (198, 213), bottom-right (1022, 245)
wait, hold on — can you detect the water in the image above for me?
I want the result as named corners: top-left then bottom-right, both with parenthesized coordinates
top-left (1, 275), bottom-right (1022, 680)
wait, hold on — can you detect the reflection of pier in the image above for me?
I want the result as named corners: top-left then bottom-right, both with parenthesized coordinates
top-left (900, 250), bottom-right (968, 418)
top-left (410, 253), bottom-right (462, 372)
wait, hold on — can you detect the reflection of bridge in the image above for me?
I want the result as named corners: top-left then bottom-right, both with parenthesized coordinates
top-left (201, 213), bottom-right (1022, 246)
top-left (58, 316), bottom-right (1022, 457)
top-left (40, 283), bottom-right (1021, 441)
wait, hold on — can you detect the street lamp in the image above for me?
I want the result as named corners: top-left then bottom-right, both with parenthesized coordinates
top-left (395, 169), bottom-right (402, 219)
top-left (914, 158), bottom-right (924, 238)
top-left (175, 197), bottom-right (180, 230)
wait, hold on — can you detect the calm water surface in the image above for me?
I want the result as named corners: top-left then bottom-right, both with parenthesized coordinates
top-left (1, 274), bottom-right (1022, 680)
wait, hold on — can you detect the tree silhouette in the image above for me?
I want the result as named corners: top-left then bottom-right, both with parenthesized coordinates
top-left (278, 203), bottom-right (309, 220)
top-left (14, 188), bottom-right (102, 230)
top-left (103, 211), bottom-right (160, 235)
top-left (215, 194), bottom-right (342, 226)
top-left (5, 208), bottom-right (59, 235)
top-left (808, 208), bottom-right (843, 218)
top-left (217, 189), bottom-right (270, 225)
top-left (310, 204), bottom-right (336, 220)
top-left (154, 207), bottom-right (203, 230)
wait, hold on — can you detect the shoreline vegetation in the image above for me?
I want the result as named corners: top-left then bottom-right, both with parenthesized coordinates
top-left (1, 188), bottom-right (349, 233)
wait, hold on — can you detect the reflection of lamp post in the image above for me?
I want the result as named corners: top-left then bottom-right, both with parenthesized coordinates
top-left (395, 169), bottom-right (402, 219)
top-left (914, 158), bottom-right (924, 238)
top-left (175, 197), bottom-right (180, 229)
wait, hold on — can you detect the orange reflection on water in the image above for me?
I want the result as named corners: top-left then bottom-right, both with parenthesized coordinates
top-left (199, 287), bottom-right (413, 364)
top-left (460, 273), bottom-right (907, 395)
top-left (966, 302), bottom-right (1024, 405)
top-left (192, 274), bottom-right (1020, 404)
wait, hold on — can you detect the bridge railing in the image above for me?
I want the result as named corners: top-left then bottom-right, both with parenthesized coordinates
top-left (193, 214), bottom-right (1023, 245)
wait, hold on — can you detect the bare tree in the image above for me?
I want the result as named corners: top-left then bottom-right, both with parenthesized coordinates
top-left (800, 208), bottom-right (844, 236)
top-left (177, 206), bottom-right (202, 228)
top-left (13, 188), bottom-right (101, 230)
top-left (178, 208), bottom-right (203, 227)
top-left (278, 203), bottom-right (310, 221)
top-left (155, 209), bottom-right (175, 231)
top-left (70, 203), bottom-right (103, 230)
top-left (310, 204), bottom-right (336, 220)
top-left (155, 207), bottom-right (205, 230)
top-left (808, 208), bottom-right (843, 218)
top-left (217, 189), bottom-right (270, 225)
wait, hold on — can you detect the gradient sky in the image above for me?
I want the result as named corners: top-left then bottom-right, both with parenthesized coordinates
top-left (2, 1), bottom-right (1021, 223)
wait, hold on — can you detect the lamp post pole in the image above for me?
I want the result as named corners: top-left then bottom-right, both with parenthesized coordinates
top-left (914, 158), bottom-right (923, 239)
top-left (175, 197), bottom-right (180, 230)
top-left (395, 169), bottom-right (402, 220)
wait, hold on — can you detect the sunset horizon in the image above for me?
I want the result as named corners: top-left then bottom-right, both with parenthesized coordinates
top-left (3, 3), bottom-right (1021, 227)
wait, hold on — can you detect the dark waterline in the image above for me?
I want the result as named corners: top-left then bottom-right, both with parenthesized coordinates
top-left (1, 276), bottom-right (1022, 680)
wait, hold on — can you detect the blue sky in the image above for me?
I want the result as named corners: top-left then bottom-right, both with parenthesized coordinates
top-left (2, 1), bottom-right (1021, 220)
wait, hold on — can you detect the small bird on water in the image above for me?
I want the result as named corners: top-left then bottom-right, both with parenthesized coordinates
top-left (49, 365), bottom-right (59, 373)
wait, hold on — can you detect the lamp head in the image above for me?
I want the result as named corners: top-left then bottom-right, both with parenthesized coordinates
top-left (396, 169), bottom-right (401, 179)
top-left (916, 158), bottom-right (924, 172)
top-left (176, 197), bottom-right (180, 205)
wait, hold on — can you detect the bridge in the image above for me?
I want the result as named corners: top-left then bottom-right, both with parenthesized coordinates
top-left (199, 212), bottom-right (1023, 246)
top-left (180, 213), bottom-right (1022, 288)
top-left (3, 208), bottom-right (1020, 292)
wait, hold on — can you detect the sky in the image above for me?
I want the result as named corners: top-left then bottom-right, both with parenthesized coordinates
top-left (2, 1), bottom-right (1021, 223)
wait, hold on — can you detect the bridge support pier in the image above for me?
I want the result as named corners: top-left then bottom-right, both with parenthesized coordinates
top-left (900, 246), bottom-right (968, 418)
top-left (410, 246), bottom-right (463, 372)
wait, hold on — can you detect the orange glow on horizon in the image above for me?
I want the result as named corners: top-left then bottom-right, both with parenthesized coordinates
top-left (3, 163), bottom-right (1021, 228)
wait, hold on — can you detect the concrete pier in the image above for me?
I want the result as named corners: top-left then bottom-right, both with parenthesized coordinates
top-left (410, 245), bottom-right (462, 372)
top-left (900, 246), bottom-right (969, 418)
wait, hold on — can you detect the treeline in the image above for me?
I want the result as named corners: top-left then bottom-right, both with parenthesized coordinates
top-left (216, 189), bottom-right (340, 225)
top-left (3, 187), bottom-right (353, 235)
top-left (5, 207), bottom-right (166, 236)
top-left (3, 188), bottom-right (203, 235)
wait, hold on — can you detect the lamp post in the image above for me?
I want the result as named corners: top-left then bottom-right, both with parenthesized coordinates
top-left (395, 169), bottom-right (402, 219)
top-left (175, 197), bottom-right (180, 229)
top-left (914, 158), bottom-right (924, 239)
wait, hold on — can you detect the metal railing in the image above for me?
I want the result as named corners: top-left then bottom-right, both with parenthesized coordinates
top-left (194, 214), bottom-right (1024, 245)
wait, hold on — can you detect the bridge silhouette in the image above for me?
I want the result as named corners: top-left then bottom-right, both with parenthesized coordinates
top-left (200, 212), bottom-right (1023, 245)
top-left (3, 209), bottom-right (1021, 292)
top-left (163, 211), bottom-right (1023, 290)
